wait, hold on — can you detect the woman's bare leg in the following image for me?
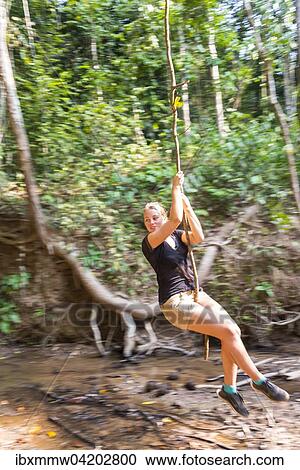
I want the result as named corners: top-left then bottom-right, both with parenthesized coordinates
top-left (189, 321), bottom-right (263, 381)
top-left (221, 343), bottom-right (238, 386)
top-left (173, 292), bottom-right (264, 382)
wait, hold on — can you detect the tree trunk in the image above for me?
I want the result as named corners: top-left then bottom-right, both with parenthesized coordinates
top-left (296, 0), bottom-right (300, 123)
top-left (208, 17), bottom-right (228, 137)
top-left (244, 0), bottom-right (300, 214)
top-left (0, 79), bottom-right (5, 144)
top-left (132, 98), bottom-right (147, 147)
top-left (260, 69), bottom-right (268, 102)
top-left (22, 0), bottom-right (35, 57)
top-left (283, 54), bottom-right (297, 118)
top-left (90, 36), bottom-right (103, 102)
top-left (231, 79), bottom-right (245, 110)
top-left (289, 57), bottom-right (297, 117)
top-left (0, 0), bottom-right (159, 346)
top-left (284, 55), bottom-right (292, 118)
top-left (0, 0), bottom-right (49, 243)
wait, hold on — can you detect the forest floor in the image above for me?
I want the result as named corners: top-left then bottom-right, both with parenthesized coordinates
top-left (0, 340), bottom-right (299, 450)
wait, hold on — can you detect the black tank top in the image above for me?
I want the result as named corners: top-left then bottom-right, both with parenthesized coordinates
top-left (142, 229), bottom-right (195, 305)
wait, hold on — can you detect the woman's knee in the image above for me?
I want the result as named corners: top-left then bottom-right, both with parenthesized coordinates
top-left (221, 323), bottom-right (241, 341)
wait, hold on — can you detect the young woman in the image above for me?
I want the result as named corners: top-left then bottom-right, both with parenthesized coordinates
top-left (142, 171), bottom-right (289, 417)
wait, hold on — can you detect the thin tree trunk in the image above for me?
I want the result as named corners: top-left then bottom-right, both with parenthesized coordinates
top-left (283, 54), bottom-right (297, 118)
top-left (132, 99), bottom-right (147, 146)
top-left (179, 29), bottom-right (191, 137)
top-left (0, 0), bottom-right (49, 243)
top-left (0, 80), bottom-right (5, 144)
top-left (284, 55), bottom-right (292, 118)
top-left (90, 36), bottom-right (103, 102)
top-left (244, 0), bottom-right (300, 214)
top-left (232, 79), bottom-right (245, 110)
top-left (260, 69), bottom-right (268, 101)
top-left (22, 0), bottom-right (35, 57)
top-left (208, 16), bottom-right (228, 137)
top-left (296, 0), bottom-right (300, 123)
top-left (289, 58), bottom-right (297, 117)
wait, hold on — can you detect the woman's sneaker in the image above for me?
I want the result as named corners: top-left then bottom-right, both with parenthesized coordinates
top-left (217, 386), bottom-right (249, 417)
top-left (251, 379), bottom-right (290, 401)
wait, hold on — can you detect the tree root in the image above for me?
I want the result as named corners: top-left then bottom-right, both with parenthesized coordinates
top-left (90, 306), bottom-right (109, 356)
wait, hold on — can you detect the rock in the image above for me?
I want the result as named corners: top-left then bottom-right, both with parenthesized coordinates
top-left (154, 384), bottom-right (170, 397)
top-left (184, 380), bottom-right (196, 391)
top-left (167, 372), bottom-right (179, 381)
top-left (172, 402), bottom-right (182, 409)
top-left (113, 404), bottom-right (130, 416)
top-left (143, 380), bottom-right (161, 393)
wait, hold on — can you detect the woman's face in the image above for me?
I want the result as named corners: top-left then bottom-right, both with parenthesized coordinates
top-left (144, 208), bottom-right (165, 233)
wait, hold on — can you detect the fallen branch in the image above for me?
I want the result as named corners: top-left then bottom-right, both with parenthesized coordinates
top-left (135, 343), bottom-right (196, 357)
top-left (134, 410), bottom-right (170, 446)
top-left (270, 314), bottom-right (300, 326)
top-left (48, 416), bottom-right (96, 448)
top-left (250, 310), bottom-right (300, 327)
top-left (182, 431), bottom-right (235, 450)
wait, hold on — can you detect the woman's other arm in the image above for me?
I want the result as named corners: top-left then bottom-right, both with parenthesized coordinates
top-left (181, 194), bottom-right (205, 245)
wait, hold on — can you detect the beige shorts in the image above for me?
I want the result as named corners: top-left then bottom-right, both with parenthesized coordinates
top-left (160, 289), bottom-right (237, 331)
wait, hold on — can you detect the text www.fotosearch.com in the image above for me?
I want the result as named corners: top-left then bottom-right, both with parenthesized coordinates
top-left (144, 453), bottom-right (284, 466)
top-left (14, 452), bottom-right (285, 467)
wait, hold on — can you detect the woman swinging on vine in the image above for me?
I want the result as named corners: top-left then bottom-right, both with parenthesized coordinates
top-left (142, 171), bottom-right (289, 417)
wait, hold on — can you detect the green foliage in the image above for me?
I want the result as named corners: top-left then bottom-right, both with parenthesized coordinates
top-left (0, 272), bottom-right (31, 294)
top-left (269, 203), bottom-right (293, 231)
top-left (33, 307), bottom-right (45, 318)
top-left (0, 273), bottom-right (29, 334)
top-left (254, 282), bottom-right (274, 298)
top-left (1, 0), bottom-right (299, 304)
top-left (0, 300), bottom-right (21, 334)
top-left (82, 244), bottom-right (103, 269)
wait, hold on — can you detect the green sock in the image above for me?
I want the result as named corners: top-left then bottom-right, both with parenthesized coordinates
top-left (253, 376), bottom-right (267, 385)
top-left (223, 384), bottom-right (237, 394)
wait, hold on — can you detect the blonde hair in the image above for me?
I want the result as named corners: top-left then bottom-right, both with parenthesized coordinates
top-left (144, 202), bottom-right (168, 220)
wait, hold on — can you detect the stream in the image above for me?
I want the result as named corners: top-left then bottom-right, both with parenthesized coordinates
top-left (0, 342), bottom-right (299, 450)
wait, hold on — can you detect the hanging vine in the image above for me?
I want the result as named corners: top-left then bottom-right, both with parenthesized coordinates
top-left (164, 0), bottom-right (209, 359)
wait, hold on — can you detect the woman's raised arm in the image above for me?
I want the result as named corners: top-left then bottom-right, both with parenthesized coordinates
top-left (147, 172), bottom-right (184, 249)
